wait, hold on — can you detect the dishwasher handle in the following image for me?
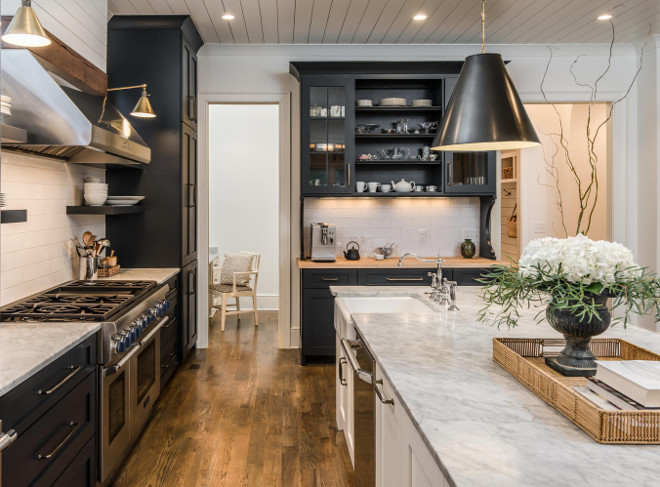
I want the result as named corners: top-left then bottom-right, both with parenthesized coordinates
top-left (0, 429), bottom-right (17, 453)
top-left (340, 338), bottom-right (372, 384)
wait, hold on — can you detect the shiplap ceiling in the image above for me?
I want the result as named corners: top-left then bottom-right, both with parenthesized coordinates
top-left (107, 0), bottom-right (660, 45)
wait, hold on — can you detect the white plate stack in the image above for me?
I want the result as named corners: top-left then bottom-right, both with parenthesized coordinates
top-left (84, 182), bottom-right (108, 206)
top-left (1, 95), bottom-right (11, 118)
top-left (412, 99), bottom-right (432, 107)
top-left (106, 196), bottom-right (145, 206)
top-left (379, 97), bottom-right (407, 107)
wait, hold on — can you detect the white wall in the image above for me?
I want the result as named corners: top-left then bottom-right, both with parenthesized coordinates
top-left (198, 43), bottom-right (643, 345)
top-left (1, 0), bottom-right (108, 71)
top-left (522, 103), bottom-right (610, 248)
top-left (303, 198), bottom-right (479, 259)
top-left (208, 104), bottom-right (280, 310)
top-left (0, 152), bottom-right (105, 304)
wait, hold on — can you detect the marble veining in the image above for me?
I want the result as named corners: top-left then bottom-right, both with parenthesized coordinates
top-left (0, 322), bottom-right (101, 396)
top-left (100, 268), bottom-right (179, 285)
top-left (337, 286), bottom-right (660, 487)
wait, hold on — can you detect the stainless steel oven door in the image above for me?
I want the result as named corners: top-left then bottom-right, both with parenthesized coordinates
top-left (100, 346), bottom-right (137, 485)
top-left (129, 319), bottom-right (164, 440)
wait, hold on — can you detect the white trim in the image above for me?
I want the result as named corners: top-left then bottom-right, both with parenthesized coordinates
top-left (197, 93), bottom-right (292, 349)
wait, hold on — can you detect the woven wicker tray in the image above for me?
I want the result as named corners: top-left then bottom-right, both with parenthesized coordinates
top-left (493, 337), bottom-right (660, 444)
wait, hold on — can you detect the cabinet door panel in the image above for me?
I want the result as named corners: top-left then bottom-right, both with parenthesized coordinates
top-left (376, 366), bottom-right (404, 487)
top-left (303, 269), bottom-right (357, 288)
top-left (182, 40), bottom-right (198, 130)
top-left (443, 151), bottom-right (496, 194)
top-left (301, 289), bottom-right (336, 362)
top-left (180, 261), bottom-right (198, 358)
top-left (181, 125), bottom-right (198, 265)
top-left (451, 268), bottom-right (491, 286)
top-left (358, 268), bottom-right (433, 286)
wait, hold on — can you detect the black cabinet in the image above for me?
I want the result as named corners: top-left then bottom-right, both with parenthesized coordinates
top-left (357, 268), bottom-right (433, 286)
top-left (0, 335), bottom-right (98, 487)
top-left (182, 124), bottom-right (198, 266)
top-left (301, 269), bottom-right (357, 364)
top-left (181, 260), bottom-right (198, 358)
top-left (443, 151), bottom-right (497, 195)
top-left (301, 77), bottom-right (355, 195)
top-left (107, 16), bottom-right (202, 361)
top-left (451, 268), bottom-right (491, 286)
top-left (160, 281), bottom-right (180, 388)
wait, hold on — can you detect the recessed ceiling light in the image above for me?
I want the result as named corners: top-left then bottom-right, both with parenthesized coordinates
top-left (413, 13), bottom-right (427, 21)
top-left (222, 13), bottom-right (235, 20)
top-left (597, 13), bottom-right (613, 20)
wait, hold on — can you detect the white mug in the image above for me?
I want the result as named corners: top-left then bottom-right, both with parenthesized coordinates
top-left (380, 184), bottom-right (392, 193)
top-left (426, 185), bottom-right (438, 192)
top-left (367, 182), bottom-right (380, 193)
top-left (356, 181), bottom-right (367, 193)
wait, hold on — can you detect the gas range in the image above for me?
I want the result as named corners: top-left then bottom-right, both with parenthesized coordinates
top-left (0, 280), bottom-right (171, 367)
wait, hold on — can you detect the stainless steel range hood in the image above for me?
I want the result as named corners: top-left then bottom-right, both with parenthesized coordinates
top-left (1, 49), bottom-right (150, 166)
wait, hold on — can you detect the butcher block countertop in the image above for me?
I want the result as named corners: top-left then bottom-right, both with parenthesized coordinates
top-left (297, 256), bottom-right (506, 269)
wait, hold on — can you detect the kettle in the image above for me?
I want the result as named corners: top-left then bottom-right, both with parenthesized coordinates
top-left (343, 241), bottom-right (360, 260)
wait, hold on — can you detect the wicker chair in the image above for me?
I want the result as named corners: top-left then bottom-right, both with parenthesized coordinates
top-left (210, 252), bottom-right (260, 331)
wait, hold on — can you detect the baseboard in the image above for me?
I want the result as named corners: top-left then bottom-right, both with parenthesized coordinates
top-left (290, 326), bottom-right (301, 348)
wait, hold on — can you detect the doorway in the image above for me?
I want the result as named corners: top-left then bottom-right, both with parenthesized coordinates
top-left (208, 104), bottom-right (280, 315)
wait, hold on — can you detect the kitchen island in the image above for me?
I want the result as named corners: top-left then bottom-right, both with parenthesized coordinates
top-left (332, 286), bottom-right (660, 487)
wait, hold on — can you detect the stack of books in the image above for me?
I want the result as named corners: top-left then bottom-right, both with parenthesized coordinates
top-left (573, 360), bottom-right (660, 411)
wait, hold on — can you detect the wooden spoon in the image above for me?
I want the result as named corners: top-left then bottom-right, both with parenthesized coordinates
top-left (82, 231), bottom-right (94, 246)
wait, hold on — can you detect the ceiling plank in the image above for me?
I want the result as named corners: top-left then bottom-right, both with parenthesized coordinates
top-left (179, 0), bottom-right (219, 43)
top-left (204, 0), bottom-right (235, 43)
top-left (402, 0), bottom-right (452, 44)
top-left (503, 0), bottom-right (580, 44)
top-left (378, 0), bottom-right (426, 44)
top-left (422, 0), bottom-right (477, 44)
top-left (366, 0), bottom-right (410, 44)
top-left (259, 0), bottom-right (279, 43)
top-left (336, 0), bottom-right (369, 44)
top-left (567, 2), bottom-right (657, 44)
top-left (277, 0), bottom-right (295, 43)
top-left (351, 0), bottom-right (390, 44)
top-left (307, 0), bottom-right (333, 43)
top-left (221, 0), bottom-right (250, 43)
top-left (144, 0), bottom-right (175, 14)
top-left (293, 0), bottom-right (314, 43)
top-left (321, 0), bottom-right (352, 43)
top-left (166, 0), bottom-right (194, 15)
top-left (240, 0), bottom-right (265, 43)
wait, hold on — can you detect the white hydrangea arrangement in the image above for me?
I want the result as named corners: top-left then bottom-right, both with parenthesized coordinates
top-left (478, 235), bottom-right (660, 329)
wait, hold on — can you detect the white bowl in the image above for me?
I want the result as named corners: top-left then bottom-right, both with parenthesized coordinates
top-left (84, 176), bottom-right (101, 183)
top-left (84, 183), bottom-right (108, 189)
top-left (84, 194), bottom-right (107, 206)
top-left (84, 191), bottom-right (108, 196)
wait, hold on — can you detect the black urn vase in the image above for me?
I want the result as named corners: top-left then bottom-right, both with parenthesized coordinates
top-left (460, 239), bottom-right (476, 259)
top-left (544, 292), bottom-right (611, 377)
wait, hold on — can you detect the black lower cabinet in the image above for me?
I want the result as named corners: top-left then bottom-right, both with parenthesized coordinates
top-left (301, 269), bottom-right (357, 364)
top-left (0, 335), bottom-right (98, 487)
top-left (357, 268), bottom-right (434, 286)
top-left (180, 260), bottom-right (198, 359)
top-left (451, 268), bottom-right (491, 286)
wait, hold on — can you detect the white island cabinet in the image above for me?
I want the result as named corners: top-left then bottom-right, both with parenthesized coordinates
top-left (336, 334), bottom-right (355, 465)
top-left (376, 364), bottom-right (449, 487)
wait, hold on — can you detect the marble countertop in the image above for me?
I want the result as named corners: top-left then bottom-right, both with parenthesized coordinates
top-left (334, 286), bottom-right (660, 487)
top-left (0, 322), bottom-right (101, 396)
top-left (100, 267), bottom-right (179, 285)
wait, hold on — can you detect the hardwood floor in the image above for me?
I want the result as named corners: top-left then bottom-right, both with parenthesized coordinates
top-left (112, 311), bottom-right (356, 487)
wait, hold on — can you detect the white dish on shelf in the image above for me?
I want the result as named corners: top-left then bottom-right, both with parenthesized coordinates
top-left (106, 196), bottom-right (145, 201)
top-left (106, 199), bottom-right (140, 206)
top-left (412, 99), bottom-right (432, 107)
top-left (379, 97), bottom-right (407, 107)
top-left (356, 99), bottom-right (373, 107)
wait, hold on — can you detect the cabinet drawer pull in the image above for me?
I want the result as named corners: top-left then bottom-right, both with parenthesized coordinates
top-left (338, 357), bottom-right (348, 386)
top-left (385, 277), bottom-right (424, 282)
top-left (321, 277), bottom-right (340, 281)
top-left (374, 379), bottom-right (394, 406)
top-left (37, 421), bottom-right (81, 460)
top-left (37, 366), bottom-right (81, 396)
top-left (161, 353), bottom-right (178, 369)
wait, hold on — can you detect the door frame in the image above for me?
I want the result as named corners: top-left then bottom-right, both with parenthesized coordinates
top-left (197, 93), bottom-right (292, 349)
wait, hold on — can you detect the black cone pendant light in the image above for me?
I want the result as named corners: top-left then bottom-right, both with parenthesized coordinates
top-left (432, 0), bottom-right (540, 151)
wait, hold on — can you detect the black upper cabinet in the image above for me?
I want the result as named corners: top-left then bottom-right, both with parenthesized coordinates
top-left (292, 62), bottom-right (497, 198)
top-left (106, 16), bottom-right (203, 268)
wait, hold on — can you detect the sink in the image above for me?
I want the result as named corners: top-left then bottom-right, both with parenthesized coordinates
top-left (340, 296), bottom-right (435, 314)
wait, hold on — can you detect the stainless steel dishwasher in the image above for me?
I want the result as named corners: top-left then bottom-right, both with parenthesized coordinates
top-left (342, 330), bottom-right (377, 487)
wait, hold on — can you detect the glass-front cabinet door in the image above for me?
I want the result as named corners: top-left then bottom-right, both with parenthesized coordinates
top-left (443, 151), bottom-right (496, 194)
top-left (301, 78), bottom-right (354, 194)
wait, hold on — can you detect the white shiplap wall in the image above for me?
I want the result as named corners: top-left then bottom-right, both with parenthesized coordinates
top-left (0, 152), bottom-right (105, 305)
top-left (1, 0), bottom-right (108, 71)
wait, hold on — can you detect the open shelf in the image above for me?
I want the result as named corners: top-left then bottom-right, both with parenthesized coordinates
top-left (1, 209), bottom-right (28, 223)
top-left (350, 192), bottom-right (443, 197)
top-left (355, 106), bottom-right (442, 112)
top-left (355, 134), bottom-right (436, 139)
top-left (310, 116), bottom-right (345, 120)
top-left (66, 205), bottom-right (144, 215)
top-left (355, 160), bottom-right (440, 165)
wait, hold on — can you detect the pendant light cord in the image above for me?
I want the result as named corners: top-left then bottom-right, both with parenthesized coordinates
top-left (481, 0), bottom-right (486, 53)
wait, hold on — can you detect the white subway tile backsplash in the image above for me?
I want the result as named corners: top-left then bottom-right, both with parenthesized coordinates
top-left (1, 151), bottom-right (105, 305)
top-left (303, 197), bottom-right (480, 258)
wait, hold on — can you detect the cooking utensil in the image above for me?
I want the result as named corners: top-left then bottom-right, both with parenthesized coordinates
top-left (82, 231), bottom-right (95, 246)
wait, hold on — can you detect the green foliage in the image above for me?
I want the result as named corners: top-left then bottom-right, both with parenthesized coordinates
top-left (477, 263), bottom-right (660, 330)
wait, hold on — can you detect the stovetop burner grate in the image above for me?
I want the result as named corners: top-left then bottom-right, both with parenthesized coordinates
top-left (0, 280), bottom-right (158, 322)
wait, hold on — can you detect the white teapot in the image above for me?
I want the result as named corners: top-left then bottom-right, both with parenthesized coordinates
top-left (391, 178), bottom-right (416, 193)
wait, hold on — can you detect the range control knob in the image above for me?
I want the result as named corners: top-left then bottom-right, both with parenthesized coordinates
top-left (131, 321), bottom-right (143, 338)
top-left (111, 334), bottom-right (126, 353)
top-left (155, 302), bottom-right (164, 317)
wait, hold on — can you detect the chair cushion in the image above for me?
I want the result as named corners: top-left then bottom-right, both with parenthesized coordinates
top-left (210, 283), bottom-right (253, 294)
top-left (219, 253), bottom-right (254, 286)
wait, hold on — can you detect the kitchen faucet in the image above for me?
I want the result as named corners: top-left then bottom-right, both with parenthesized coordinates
top-left (397, 253), bottom-right (452, 306)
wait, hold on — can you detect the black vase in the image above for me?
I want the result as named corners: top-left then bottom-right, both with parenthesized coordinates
top-left (460, 239), bottom-right (476, 259)
top-left (544, 292), bottom-right (611, 377)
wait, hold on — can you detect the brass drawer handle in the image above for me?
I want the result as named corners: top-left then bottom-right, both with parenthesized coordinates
top-left (385, 277), bottom-right (424, 282)
top-left (321, 277), bottom-right (340, 281)
top-left (37, 421), bottom-right (81, 460)
top-left (37, 366), bottom-right (81, 396)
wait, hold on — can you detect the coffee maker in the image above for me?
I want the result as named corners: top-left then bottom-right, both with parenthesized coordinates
top-left (310, 223), bottom-right (337, 262)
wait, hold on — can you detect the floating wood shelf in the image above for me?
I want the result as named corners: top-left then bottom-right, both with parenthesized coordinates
top-left (66, 205), bottom-right (143, 215)
top-left (0, 209), bottom-right (27, 223)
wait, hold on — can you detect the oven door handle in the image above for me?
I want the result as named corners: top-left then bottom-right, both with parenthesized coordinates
top-left (140, 319), bottom-right (165, 346)
top-left (105, 345), bottom-right (140, 376)
top-left (340, 338), bottom-right (372, 384)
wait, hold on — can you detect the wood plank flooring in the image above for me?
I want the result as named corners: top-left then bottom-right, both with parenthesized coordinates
top-left (112, 311), bottom-right (356, 487)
